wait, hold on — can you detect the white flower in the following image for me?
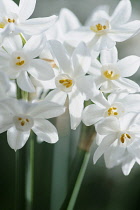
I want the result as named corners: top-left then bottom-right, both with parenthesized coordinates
top-left (45, 40), bottom-right (98, 129)
top-left (0, 0), bottom-right (57, 43)
top-left (82, 90), bottom-right (140, 126)
top-left (89, 47), bottom-right (140, 93)
top-left (93, 113), bottom-right (140, 175)
top-left (0, 35), bottom-right (55, 92)
top-left (64, 0), bottom-right (140, 51)
top-left (0, 98), bottom-right (65, 150)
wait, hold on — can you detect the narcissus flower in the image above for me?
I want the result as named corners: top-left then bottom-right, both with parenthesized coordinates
top-left (82, 91), bottom-right (140, 126)
top-left (0, 35), bottom-right (54, 92)
top-left (0, 0), bottom-right (57, 43)
top-left (0, 98), bottom-right (65, 150)
top-left (64, 0), bottom-right (140, 51)
top-left (93, 113), bottom-right (140, 175)
top-left (89, 47), bottom-right (140, 93)
top-left (45, 40), bottom-right (98, 129)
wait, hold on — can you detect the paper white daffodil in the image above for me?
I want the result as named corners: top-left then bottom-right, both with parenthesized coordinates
top-left (65, 0), bottom-right (140, 52)
top-left (45, 40), bottom-right (98, 130)
top-left (89, 47), bottom-right (140, 93)
top-left (0, 98), bottom-right (65, 150)
top-left (83, 91), bottom-right (140, 126)
top-left (93, 113), bottom-right (140, 175)
top-left (0, 35), bottom-right (54, 92)
top-left (0, 0), bottom-right (57, 43)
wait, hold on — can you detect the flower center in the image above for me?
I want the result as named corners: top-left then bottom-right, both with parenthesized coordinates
top-left (59, 79), bottom-right (73, 88)
top-left (103, 70), bottom-right (120, 80)
top-left (14, 115), bottom-right (34, 131)
top-left (107, 107), bottom-right (118, 116)
top-left (120, 133), bottom-right (131, 143)
top-left (16, 56), bottom-right (25, 66)
top-left (55, 74), bottom-right (74, 92)
top-left (8, 18), bottom-right (15, 23)
top-left (90, 23), bottom-right (107, 33)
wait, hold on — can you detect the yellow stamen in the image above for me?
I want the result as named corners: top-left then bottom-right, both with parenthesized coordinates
top-left (8, 18), bottom-right (15, 23)
top-left (90, 24), bottom-right (107, 32)
top-left (26, 119), bottom-right (29, 122)
top-left (21, 121), bottom-right (25, 126)
top-left (108, 107), bottom-right (118, 116)
top-left (120, 133), bottom-right (131, 143)
top-left (0, 22), bottom-right (5, 28)
top-left (59, 79), bottom-right (73, 88)
top-left (103, 70), bottom-right (120, 80)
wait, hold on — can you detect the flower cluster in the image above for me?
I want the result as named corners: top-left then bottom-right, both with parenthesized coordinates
top-left (1, 0), bottom-right (140, 175)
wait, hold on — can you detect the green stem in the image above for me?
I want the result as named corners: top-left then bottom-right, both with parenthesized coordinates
top-left (67, 152), bottom-right (90, 210)
top-left (15, 151), bottom-right (19, 210)
top-left (26, 132), bottom-right (35, 210)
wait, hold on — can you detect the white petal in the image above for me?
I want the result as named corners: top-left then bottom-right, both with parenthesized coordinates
top-left (28, 59), bottom-right (54, 81)
top-left (59, 8), bottom-right (81, 33)
top-left (95, 117), bottom-right (120, 135)
top-left (7, 126), bottom-right (30, 151)
top-left (76, 75), bottom-right (99, 100)
top-left (111, 0), bottom-right (131, 26)
top-left (117, 56), bottom-right (140, 77)
top-left (124, 94), bottom-right (140, 112)
top-left (107, 90), bottom-right (129, 105)
top-left (82, 104), bottom-right (105, 126)
top-left (85, 6), bottom-right (110, 26)
top-left (48, 40), bottom-right (72, 74)
top-left (0, 0), bottom-right (19, 15)
top-left (45, 89), bottom-right (67, 105)
top-left (104, 142), bottom-right (125, 168)
top-left (28, 100), bottom-right (65, 119)
top-left (23, 35), bottom-right (46, 59)
top-left (2, 35), bottom-right (23, 54)
top-left (64, 27), bottom-right (94, 47)
top-left (17, 71), bottom-right (35, 92)
top-left (113, 78), bottom-right (140, 93)
top-left (68, 88), bottom-right (84, 130)
top-left (93, 134), bottom-right (117, 164)
top-left (89, 59), bottom-right (101, 75)
top-left (32, 119), bottom-right (58, 143)
top-left (119, 112), bottom-right (137, 131)
top-left (100, 47), bottom-right (118, 65)
top-left (72, 42), bottom-right (91, 77)
top-left (128, 139), bottom-right (140, 160)
top-left (92, 35), bottom-right (116, 52)
top-left (0, 114), bottom-right (13, 133)
top-left (122, 155), bottom-right (135, 176)
top-left (18, 16), bottom-right (58, 35)
top-left (19, 0), bottom-right (36, 21)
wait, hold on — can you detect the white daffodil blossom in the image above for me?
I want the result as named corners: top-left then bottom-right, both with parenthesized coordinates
top-left (93, 113), bottom-right (140, 175)
top-left (89, 47), bottom-right (140, 93)
top-left (0, 35), bottom-right (55, 92)
top-left (82, 90), bottom-right (140, 126)
top-left (0, 0), bottom-right (57, 44)
top-left (0, 98), bottom-right (65, 151)
top-left (45, 40), bottom-right (98, 130)
top-left (64, 0), bottom-right (140, 52)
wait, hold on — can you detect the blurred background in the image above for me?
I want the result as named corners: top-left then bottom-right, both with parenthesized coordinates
top-left (1, 0), bottom-right (140, 210)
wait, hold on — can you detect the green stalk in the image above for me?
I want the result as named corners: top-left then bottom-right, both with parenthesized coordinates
top-left (25, 132), bottom-right (35, 210)
top-left (60, 123), bottom-right (95, 210)
top-left (67, 152), bottom-right (90, 210)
